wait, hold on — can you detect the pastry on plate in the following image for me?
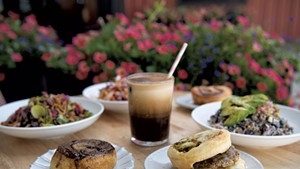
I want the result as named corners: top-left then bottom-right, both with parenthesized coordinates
top-left (50, 139), bottom-right (116, 169)
top-left (191, 85), bottom-right (232, 104)
top-left (167, 129), bottom-right (246, 169)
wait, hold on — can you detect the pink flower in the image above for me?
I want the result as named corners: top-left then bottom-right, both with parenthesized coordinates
top-left (144, 39), bottom-right (155, 49)
top-left (7, 31), bottom-right (16, 39)
top-left (257, 82), bottom-right (267, 92)
top-left (137, 41), bottom-right (147, 52)
top-left (237, 16), bottom-right (249, 27)
top-left (115, 67), bottom-right (127, 77)
top-left (270, 32), bottom-right (280, 39)
top-left (210, 18), bottom-right (222, 31)
top-left (41, 52), bottom-right (52, 61)
top-left (66, 55), bottom-right (79, 65)
top-left (93, 72), bottom-right (109, 83)
top-left (153, 33), bottom-right (166, 43)
top-left (0, 24), bottom-right (11, 32)
top-left (135, 23), bottom-right (145, 32)
top-left (11, 53), bottom-right (23, 62)
top-left (177, 23), bottom-right (191, 35)
top-left (0, 72), bottom-right (5, 81)
top-left (72, 34), bottom-right (90, 49)
top-left (37, 26), bottom-right (52, 37)
top-left (252, 42), bottom-right (263, 53)
top-left (156, 45), bottom-right (169, 54)
top-left (276, 86), bottom-right (290, 101)
top-left (236, 77), bottom-right (246, 89)
top-left (249, 60), bottom-right (261, 73)
top-left (76, 71), bottom-right (88, 80)
top-left (8, 11), bottom-right (19, 20)
top-left (219, 63), bottom-right (227, 72)
top-left (105, 60), bottom-right (116, 70)
top-left (66, 45), bottom-right (84, 59)
top-left (228, 65), bottom-right (241, 75)
top-left (134, 12), bottom-right (145, 19)
top-left (123, 43), bottom-right (132, 51)
top-left (244, 53), bottom-right (252, 61)
top-left (178, 69), bottom-right (188, 80)
top-left (116, 13), bottom-right (130, 25)
top-left (25, 14), bottom-right (37, 25)
top-left (167, 44), bottom-right (178, 53)
top-left (93, 52), bottom-right (107, 63)
top-left (21, 23), bottom-right (33, 31)
top-left (127, 62), bottom-right (139, 73)
top-left (265, 69), bottom-right (284, 86)
top-left (114, 31), bottom-right (126, 41)
top-left (126, 27), bottom-right (141, 40)
top-left (78, 61), bottom-right (90, 72)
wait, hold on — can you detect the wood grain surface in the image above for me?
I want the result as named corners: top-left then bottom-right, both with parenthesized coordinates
top-left (0, 91), bottom-right (299, 169)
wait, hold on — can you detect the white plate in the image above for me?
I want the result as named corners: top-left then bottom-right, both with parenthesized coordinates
top-left (144, 145), bottom-right (263, 169)
top-left (30, 144), bottom-right (134, 169)
top-left (0, 97), bottom-right (104, 139)
top-left (175, 93), bottom-right (198, 110)
top-left (191, 101), bottom-right (300, 148)
top-left (82, 82), bottom-right (129, 114)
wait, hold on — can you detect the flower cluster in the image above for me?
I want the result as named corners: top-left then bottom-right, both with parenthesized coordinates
top-left (10, 3), bottom-right (297, 106)
top-left (0, 12), bottom-right (59, 81)
top-left (45, 29), bottom-right (140, 83)
top-left (178, 13), bottom-right (298, 105)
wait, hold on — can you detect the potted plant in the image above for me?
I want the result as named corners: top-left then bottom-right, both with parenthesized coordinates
top-left (0, 12), bottom-right (60, 102)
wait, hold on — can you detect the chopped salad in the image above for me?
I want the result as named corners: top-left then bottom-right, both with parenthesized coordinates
top-left (1, 92), bottom-right (93, 127)
top-left (98, 77), bottom-right (128, 101)
top-left (209, 94), bottom-right (293, 136)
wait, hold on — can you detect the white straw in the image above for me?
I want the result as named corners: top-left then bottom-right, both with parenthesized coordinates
top-left (167, 42), bottom-right (188, 78)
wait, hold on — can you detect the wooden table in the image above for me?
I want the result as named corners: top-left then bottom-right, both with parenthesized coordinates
top-left (0, 91), bottom-right (299, 169)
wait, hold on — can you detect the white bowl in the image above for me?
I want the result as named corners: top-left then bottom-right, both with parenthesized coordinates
top-left (0, 97), bottom-right (104, 139)
top-left (191, 101), bottom-right (300, 148)
top-left (82, 82), bottom-right (129, 114)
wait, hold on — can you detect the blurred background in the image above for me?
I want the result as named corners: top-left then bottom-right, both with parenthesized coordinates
top-left (1, 0), bottom-right (299, 43)
top-left (0, 0), bottom-right (299, 106)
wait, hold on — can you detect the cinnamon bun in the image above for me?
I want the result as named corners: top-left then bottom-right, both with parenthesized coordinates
top-left (50, 139), bottom-right (116, 169)
top-left (191, 85), bottom-right (232, 104)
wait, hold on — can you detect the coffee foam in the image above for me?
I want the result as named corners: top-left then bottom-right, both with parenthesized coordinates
top-left (128, 82), bottom-right (173, 118)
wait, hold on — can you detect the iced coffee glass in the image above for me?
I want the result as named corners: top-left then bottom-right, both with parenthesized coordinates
top-left (126, 72), bottom-right (174, 146)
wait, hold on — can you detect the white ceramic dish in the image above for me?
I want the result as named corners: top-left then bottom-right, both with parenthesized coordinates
top-left (30, 144), bottom-right (134, 169)
top-left (0, 97), bottom-right (104, 139)
top-left (175, 93), bottom-right (198, 110)
top-left (82, 82), bottom-right (129, 114)
top-left (144, 145), bottom-right (263, 169)
top-left (191, 101), bottom-right (300, 148)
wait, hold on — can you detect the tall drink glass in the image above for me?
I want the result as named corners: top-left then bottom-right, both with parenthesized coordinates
top-left (126, 72), bottom-right (174, 146)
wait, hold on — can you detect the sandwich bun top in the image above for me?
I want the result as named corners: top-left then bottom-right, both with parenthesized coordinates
top-left (167, 129), bottom-right (231, 169)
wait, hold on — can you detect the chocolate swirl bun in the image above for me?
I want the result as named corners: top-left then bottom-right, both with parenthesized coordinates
top-left (191, 85), bottom-right (232, 104)
top-left (50, 139), bottom-right (116, 169)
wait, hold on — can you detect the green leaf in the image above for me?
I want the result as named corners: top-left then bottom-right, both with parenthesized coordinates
top-left (224, 110), bottom-right (249, 126)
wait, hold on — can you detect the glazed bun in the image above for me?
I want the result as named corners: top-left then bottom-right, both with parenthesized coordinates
top-left (50, 139), bottom-right (116, 169)
top-left (167, 129), bottom-right (231, 169)
top-left (191, 85), bottom-right (232, 104)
